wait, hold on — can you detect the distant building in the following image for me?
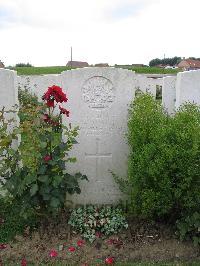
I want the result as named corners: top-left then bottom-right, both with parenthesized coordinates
top-left (131, 64), bottom-right (145, 67)
top-left (178, 59), bottom-right (200, 71)
top-left (66, 61), bottom-right (89, 68)
top-left (94, 63), bottom-right (109, 67)
top-left (0, 60), bottom-right (5, 68)
top-left (155, 64), bottom-right (166, 68)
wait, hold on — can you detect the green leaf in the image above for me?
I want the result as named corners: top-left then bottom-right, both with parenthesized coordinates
top-left (30, 183), bottom-right (38, 196)
top-left (40, 142), bottom-right (47, 148)
top-left (38, 175), bottom-right (49, 183)
top-left (50, 197), bottom-right (60, 208)
top-left (38, 165), bottom-right (47, 174)
top-left (67, 157), bottom-right (77, 163)
top-left (52, 175), bottom-right (63, 188)
top-left (71, 138), bottom-right (78, 144)
top-left (75, 172), bottom-right (88, 181)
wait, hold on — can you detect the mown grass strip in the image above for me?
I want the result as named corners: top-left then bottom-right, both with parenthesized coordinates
top-left (6, 66), bottom-right (180, 75)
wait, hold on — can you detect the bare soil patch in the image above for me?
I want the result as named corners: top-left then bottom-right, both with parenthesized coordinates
top-left (0, 214), bottom-right (199, 265)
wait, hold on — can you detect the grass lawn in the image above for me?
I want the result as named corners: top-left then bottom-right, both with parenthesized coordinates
top-left (9, 66), bottom-right (72, 75)
top-left (6, 66), bottom-right (180, 75)
top-left (128, 66), bottom-right (180, 75)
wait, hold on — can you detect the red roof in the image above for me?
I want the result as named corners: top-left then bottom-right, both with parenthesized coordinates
top-left (184, 59), bottom-right (200, 68)
top-left (66, 61), bottom-right (89, 68)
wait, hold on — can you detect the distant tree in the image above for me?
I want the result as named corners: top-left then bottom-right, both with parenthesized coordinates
top-left (149, 58), bottom-right (162, 67)
top-left (189, 57), bottom-right (200, 61)
top-left (149, 57), bottom-right (181, 67)
top-left (15, 63), bottom-right (33, 67)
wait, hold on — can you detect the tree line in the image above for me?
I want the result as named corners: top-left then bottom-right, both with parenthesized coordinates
top-left (149, 56), bottom-right (200, 67)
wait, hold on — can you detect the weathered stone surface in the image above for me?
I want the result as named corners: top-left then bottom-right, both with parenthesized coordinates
top-left (61, 67), bottom-right (136, 204)
top-left (0, 69), bottom-right (19, 139)
top-left (162, 76), bottom-right (176, 114)
top-left (0, 69), bottom-right (18, 111)
top-left (176, 70), bottom-right (200, 108)
top-left (0, 69), bottom-right (18, 185)
top-left (18, 74), bottom-right (61, 100)
top-left (134, 75), bottom-right (162, 97)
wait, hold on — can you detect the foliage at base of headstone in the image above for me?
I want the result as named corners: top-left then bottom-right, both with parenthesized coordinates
top-left (0, 196), bottom-right (38, 242)
top-left (115, 94), bottom-right (200, 245)
top-left (68, 206), bottom-right (128, 242)
top-left (0, 85), bottom-right (87, 217)
top-left (177, 212), bottom-right (200, 247)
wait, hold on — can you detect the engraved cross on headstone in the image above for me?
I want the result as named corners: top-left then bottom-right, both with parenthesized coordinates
top-left (85, 138), bottom-right (112, 179)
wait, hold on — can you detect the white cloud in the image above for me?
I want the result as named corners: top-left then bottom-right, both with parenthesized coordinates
top-left (0, 0), bottom-right (200, 66)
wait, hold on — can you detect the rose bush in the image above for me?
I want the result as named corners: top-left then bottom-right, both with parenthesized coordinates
top-left (0, 85), bottom-right (87, 217)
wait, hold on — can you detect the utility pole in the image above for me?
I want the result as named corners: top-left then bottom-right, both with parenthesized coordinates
top-left (70, 46), bottom-right (73, 69)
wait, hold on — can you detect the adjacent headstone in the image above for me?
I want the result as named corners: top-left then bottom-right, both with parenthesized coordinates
top-left (0, 69), bottom-right (19, 137)
top-left (135, 75), bottom-right (159, 97)
top-left (162, 76), bottom-right (176, 114)
top-left (176, 70), bottom-right (200, 109)
top-left (18, 74), bottom-right (62, 100)
top-left (0, 69), bottom-right (18, 111)
top-left (61, 67), bottom-right (136, 204)
top-left (0, 69), bottom-right (18, 187)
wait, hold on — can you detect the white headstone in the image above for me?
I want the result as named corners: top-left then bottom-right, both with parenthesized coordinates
top-left (0, 69), bottom-right (18, 111)
top-left (176, 70), bottom-right (200, 109)
top-left (0, 69), bottom-right (18, 187)
top-left (18, 74), bottom-right (62, 100)
top-left (135, 75), bottom-right (157, 96)
top-left (162, 76), bottom-right (176, 114)
top-left (0, 69), bottom-right (19, 138)
top-left (61, 67), bottom-right (136, 204)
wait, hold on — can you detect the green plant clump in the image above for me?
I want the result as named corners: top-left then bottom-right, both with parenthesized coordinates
top-left (0, 197), bottom-right (38, 242)
top-left (116, 94), bottom-right (200, 245)
top-left (68, 206), bottom-right (128, 242)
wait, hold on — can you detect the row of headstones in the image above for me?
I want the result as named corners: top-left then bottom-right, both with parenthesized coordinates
top-left (0, 68), bottom-right (200, 204)
top-left (162, 71), bottom-right (200, 114)
top-left (17, 71), bottom-right (162, 101)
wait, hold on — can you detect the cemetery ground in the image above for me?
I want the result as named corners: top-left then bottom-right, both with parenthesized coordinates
top-left (8, 66), bottom-right (180, 75)
top-left (0, 206), bottom-right (200, 265)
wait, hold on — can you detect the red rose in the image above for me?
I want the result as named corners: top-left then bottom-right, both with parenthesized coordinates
top-left (43, 85), bottom-right (68, 107)
top-left (77, 239), bottom-right (85, 247)
top-left (59, 105), bottom-right (70, 117)
top-left (43, 155), bottom-right (52, 162)
top-left (68, 246), bottom-right (76, 252)
top-left (49, 249), bottom-right (58, 258)
top-left (105, 257), bottom-right (114, 264)
top-left (0, 244), bottom-right (7, 249)
top-left (46, 99), bottom-right (55, 108)
top-left (21, 258), bottom-right (27, 266)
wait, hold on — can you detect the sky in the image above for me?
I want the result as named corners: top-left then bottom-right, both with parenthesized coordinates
top-left (0, 0), bottom-right (200, 66)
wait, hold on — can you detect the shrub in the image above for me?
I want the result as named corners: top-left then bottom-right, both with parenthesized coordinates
top-left (177, 212), bottom-right (200, 246)
top-left (0, 196), bottom-right (38, 242)
top-left (68, 206), bottom-right (128, 242)
top-left (0, 85), bottom-right (87, 217)
top-left (126, 94), bottom-right (173, 217)
top-left (18, 88), bottom-right (46, 171)
top-left (117, 94), bottom-right (200, 245)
